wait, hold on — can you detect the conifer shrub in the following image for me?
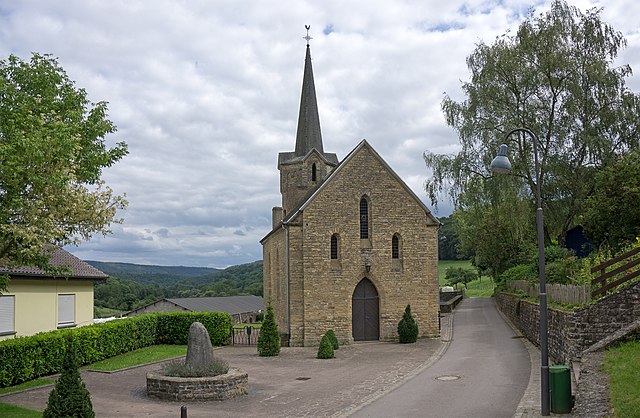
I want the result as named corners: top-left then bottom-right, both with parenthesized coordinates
top-left (325, 329), bottom-right (339, 350)
top-left (397, 304), bottom-right (419, 344)
top-left (43, 335), bottom-right (95, 418)
top-left (257, 302), bottom-right (280, 356)
top-left (317, 333), bottom-right (334, 359)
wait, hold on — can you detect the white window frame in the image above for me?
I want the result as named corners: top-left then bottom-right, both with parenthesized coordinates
top-left (57, 294), bottom-right (76, 328)
top-left (0, 295), bottom-right (16, 335)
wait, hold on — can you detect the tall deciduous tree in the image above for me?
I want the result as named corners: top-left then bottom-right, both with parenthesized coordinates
top-left (425, 1), bottom-right (640, 255)
top-left (0, 53), bottom-right (127, 290)
top-left (583, 149), bottom-right (640, 249)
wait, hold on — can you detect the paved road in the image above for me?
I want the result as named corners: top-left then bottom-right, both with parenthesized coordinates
top-left (352, 297), bottom-right (530, 418)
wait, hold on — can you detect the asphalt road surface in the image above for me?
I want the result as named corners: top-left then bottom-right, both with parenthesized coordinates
top-left (352, 297), bottom-right (530, 418)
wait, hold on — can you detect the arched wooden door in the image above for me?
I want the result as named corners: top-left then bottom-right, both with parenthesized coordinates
top-left (352, 278), bottom-right (379, 341)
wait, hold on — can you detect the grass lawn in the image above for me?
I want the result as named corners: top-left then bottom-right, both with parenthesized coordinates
top-left (604, 341), bottom-right (640, 417)
top-left (0, 378), bottom-right (54, 396)
top-left (438, 259), bottom-right (472, 285)
top-left (438, 259), bottom-right (495, 297)
top-left (85, 344), bottom-right (187, 372)
top-left (463, 277), bottom-right (495, 297)
top-left (0, 403), bottom-right (41, 417)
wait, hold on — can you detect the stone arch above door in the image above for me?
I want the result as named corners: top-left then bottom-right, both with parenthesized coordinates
top-left (352, 278), bottom-right (380, 341)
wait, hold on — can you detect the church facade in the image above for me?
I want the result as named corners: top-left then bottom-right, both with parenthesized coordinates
top-left (261, 42), bottom-right (440, 347)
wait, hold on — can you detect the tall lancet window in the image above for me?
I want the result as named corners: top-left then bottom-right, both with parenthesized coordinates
top-left (331, 234), bottom-right (339, 259)
top-left (312, 163), bottom-right (317, 182)
top-left (392, 234), bottom-right (400, 259)
top-left (360, 197), bottom-right (369, 239)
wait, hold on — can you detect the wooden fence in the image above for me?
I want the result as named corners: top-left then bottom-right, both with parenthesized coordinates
top-left (507, 280), bottom-right (590, 305)
top-left (591, 246), bottom-right (640, 298)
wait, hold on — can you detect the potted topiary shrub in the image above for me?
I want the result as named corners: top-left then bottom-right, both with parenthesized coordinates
top-left (317, 333), bottom-right (334, 359)
top-left (397, 304), bottom-right (419, 343)
top-left (257, 302), bottom-right (280, 356)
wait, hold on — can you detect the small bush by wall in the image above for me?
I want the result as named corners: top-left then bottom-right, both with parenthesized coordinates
top-left (317, 333), bottom-right (335, 359)
top-left (257, 303), bottom-right (280, 357)
top-left (0, 311), bottom-right (231, 388)
top-left (398, 304), bottom-right (419, 344)
top-left (325, 330), bottom-right (339, 350)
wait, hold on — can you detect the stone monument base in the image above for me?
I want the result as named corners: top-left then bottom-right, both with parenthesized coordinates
top-left (146, 367), bottom-right (248, 401)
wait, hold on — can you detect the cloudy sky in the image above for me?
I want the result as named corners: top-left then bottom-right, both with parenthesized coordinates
top-left (1, 1), bottom-right (639, 268)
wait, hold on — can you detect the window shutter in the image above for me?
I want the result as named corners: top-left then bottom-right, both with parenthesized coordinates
top-left (58, 294), bottom-right (75, 325)
top-left (0, 296), bottom-right (15, 333)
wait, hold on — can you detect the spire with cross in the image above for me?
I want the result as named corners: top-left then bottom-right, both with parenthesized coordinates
top-left (304, 25), bottom-right (312, 46)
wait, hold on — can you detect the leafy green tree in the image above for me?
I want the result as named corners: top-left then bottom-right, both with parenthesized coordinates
top-left (0, 53), bottom-right (127, 291)
top-left (397, 304), bottom-right (419, 344)
top-left (43, 335), bottom-right (95, 418)
top-left (424, 1), bottom-right (640, 272)
top-left (445, 267), bottom-right (479, 290)
top-left (583, 149), bottom-right (640, 249)
top-left (438, 215), bottom-right (464, 260)
top-left (453, 179), bottom-right (535, 278)
top-left (257, 302), bottom-right (280, 356)
top-left (317, 333), bottom-right (335, 359)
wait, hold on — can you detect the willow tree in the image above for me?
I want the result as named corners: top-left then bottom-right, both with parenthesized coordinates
top-left (0, 53), bottom-right (127, 290)
top-left (425, 1), bottom-right (640, 273)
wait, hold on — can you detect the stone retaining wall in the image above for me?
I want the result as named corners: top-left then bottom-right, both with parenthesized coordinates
top-left (495, 280), bottom-right (640, 363)
top-left (146, 368), bottom-right (248, 401)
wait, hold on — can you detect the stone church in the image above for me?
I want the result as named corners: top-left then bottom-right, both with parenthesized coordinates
top-left (261, 41), bottom-right (440, 347)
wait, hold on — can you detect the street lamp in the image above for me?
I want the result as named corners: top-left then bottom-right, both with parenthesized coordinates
top-left (490, 127), bottom-right (550, 416)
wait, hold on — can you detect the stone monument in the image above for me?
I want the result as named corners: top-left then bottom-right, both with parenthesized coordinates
top-left (147, 321), bottom-right (248, 401)
top-left (185, 322), bottom-right (215, 369)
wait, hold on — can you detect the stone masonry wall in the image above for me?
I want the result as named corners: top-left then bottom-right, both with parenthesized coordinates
top-left (146, 368), bottom-right (248, 401)
top-left (279, 153), bottom-right (334, 216)
top-left (262, 228), bottom-right (288, 337)
top-left (495, 280), bottom-right (640, 363)
top-left (293, 145), bottom-right (439, 346)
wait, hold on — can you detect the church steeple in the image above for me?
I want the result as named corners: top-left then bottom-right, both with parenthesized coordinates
top-left (294, 43), bottom-right (324, 156)
top-left (276, 27), bottom-right (338, 216)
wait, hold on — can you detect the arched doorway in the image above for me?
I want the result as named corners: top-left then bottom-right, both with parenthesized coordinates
top-left (352, 278), bottom-right (379, 341)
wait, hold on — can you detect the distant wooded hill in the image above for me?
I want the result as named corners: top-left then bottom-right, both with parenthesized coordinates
top-left (86, 261), bottom-right (222, 286)
top-left (91, 260), bottom-right (263, 315)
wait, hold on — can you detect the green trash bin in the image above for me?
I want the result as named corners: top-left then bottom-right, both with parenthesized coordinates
top-left (549, 365), bottom-right (572, 413)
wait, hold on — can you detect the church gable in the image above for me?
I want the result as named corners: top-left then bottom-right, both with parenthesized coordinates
top-left (292, 140), bottom-right (440, 345)
top-left (288, 140), bottom-right (438, 226)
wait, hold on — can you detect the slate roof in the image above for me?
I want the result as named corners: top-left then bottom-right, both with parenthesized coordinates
top-left (166, 295), bottom-right (264, 315)
top-left (0, 246), bottom-right (108, 280)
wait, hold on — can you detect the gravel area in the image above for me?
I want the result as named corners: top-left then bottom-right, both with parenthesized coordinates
top-left (571, 351), bottom-right (614, 418)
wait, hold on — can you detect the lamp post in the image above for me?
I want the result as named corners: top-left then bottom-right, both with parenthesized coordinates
top-left (490, 127), bottom-right (550, 416)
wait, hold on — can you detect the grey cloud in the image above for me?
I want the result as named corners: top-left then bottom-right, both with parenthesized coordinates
top-left (4, 0), bottom-right (639, 267)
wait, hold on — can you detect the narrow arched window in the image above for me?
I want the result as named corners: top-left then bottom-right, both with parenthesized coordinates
top-left (312, 163), bottom-right (317, 182)
top-left (392, 235), bottom-right (399, 259)
top-left (360, 197), bottom-right (369, 239)
top-left (331, 234), bottom-right (339, 259)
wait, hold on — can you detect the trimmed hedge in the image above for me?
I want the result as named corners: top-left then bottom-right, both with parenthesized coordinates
top-left (0, 311), bottom-right (231, 388)
top-left (155, 312), bottom-right (230, 346)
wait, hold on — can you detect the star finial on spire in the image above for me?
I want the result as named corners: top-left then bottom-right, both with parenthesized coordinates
top-left (304, 25), bottom-right (312, 46)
